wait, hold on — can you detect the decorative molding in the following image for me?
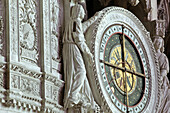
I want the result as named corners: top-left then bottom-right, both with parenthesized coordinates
top-left (45, 85), bottom-right (60, 102)
top-left (0, 16), bottom-right (4, 55)
top-left (0, 0), bottom-right (65, 113)
top-left (11, 74), bottom-right (41, 97)
top-left (158, 0), bottom-right (170, 30)
top-left (11, 75), bottom-right (19, 89)
top-left (20, 77), bottom-right (40, 96)
top-left (42, 0), bottom-right (51, 71)
top-left (10, 0), bottom-right (18, 56)
top-left (0, 63), bottom-right (6, 70)
top-left (0, 73), bottom-right (4, 88)
top-left (44, 106), bottom-right (65, 113)
top-left (19, 0), bottom-right (39, 64)
top-left (45, 74), bottom-right (64, 106)
top-left (45, 73), bottom-right (64, 86)
top-left (11, 64), bottom-right (42, 79)
top-left (3, 90), bottom-right (42, 111)
top-left (46, 84), bottom-right (52, 99)
top-left (152, 20), bottom-right (166, 38)
top-left (50, 0), bottom-right (63, 63)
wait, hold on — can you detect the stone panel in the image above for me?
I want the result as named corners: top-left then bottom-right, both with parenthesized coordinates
top-left (0, 0), bottom-right (65, 112)
top-left (0, 0), bottom-right (5, 62)
top-left (44, 73), bottom-right (64, 113)
top-left (19, 0), bottom-right (39, 65)
top-left (9, 0), bottom-right (18, 61)
top-left (50, 0), bottom-right (63, 78)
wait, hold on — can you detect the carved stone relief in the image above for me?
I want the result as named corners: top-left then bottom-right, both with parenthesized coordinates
top-left (11, 64), bottom-right (42, 78)
top-left (0, 16), bottom-right (3, 56)
top-left (0, 0), bottom-right (65, 112)
top-left (0, 0), bottom-right (4, 57)
top-left (152, 20), bottom-right (166, 38)
top-left (11, 75), bottom-right (41, 97)
top-left (20, 77), bottom-right (40, 96)
top-left (45, 84), bottom-right (60, 102)
top-left (158, 0), bottom-right (169, 30)
top-left (11, 75), bottom-right (19, 89)
top-left (45, 74), bottom-right (64, 107)
top-left (153, 36), bottom-right (170, 113)
top-left (46, 84), bottom-right (52, 99)
top-left (10, 0), bottom-right (18, 59)
top-left (0, 73), bottom-right (4, 88)
top-left (42, 0), bottom-right (51, 72)
top-left (53, 87), bottom-right (58, 101)
top-left (50, 0), bottom-right (63, 74)
top-left (19, 0), bottom-right (39, 64)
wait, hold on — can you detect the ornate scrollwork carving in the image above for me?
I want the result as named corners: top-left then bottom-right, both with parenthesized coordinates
top-left (19, 0), bottom-right (39, 64)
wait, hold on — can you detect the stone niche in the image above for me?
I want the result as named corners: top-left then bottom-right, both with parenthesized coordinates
top-left (0, 0), bottom-right (64, 113)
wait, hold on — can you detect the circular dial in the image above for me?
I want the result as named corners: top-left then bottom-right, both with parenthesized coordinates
top-left (99, 24), bottom-right (149, 112)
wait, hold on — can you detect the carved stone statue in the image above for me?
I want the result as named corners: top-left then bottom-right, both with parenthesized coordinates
top-left (153, 36), bottom-right (170, 113)
top-left (63, 3), bottom-right (100, 113)
top-left (128, 0), bottom-right (139, 6)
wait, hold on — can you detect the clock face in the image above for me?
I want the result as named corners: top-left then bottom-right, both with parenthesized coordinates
top-left (99, 24), bottom-right (150, 112)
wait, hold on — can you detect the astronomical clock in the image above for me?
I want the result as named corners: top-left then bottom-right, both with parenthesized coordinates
top-left (84, 7), bottom-right (160, 113)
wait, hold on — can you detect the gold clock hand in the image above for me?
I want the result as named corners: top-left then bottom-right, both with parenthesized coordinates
top-left (121, 25), bottom-right (129, 112)
top-left (99, 59), bottom-right (147, 78)
top-left (100, 59), bottom-right (124, 70)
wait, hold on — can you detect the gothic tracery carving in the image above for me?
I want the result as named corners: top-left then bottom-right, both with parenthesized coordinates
top-left (158, 0), bottom-right (170, 30)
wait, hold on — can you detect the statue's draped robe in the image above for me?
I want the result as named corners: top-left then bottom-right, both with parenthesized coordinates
top-left (157, 53), bottom-right (170, 113)
top-left (63, 18), bottom-right (95, 110)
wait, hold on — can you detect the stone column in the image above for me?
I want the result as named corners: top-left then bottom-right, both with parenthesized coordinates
top-left (40, 0), bottom-right (64, 112)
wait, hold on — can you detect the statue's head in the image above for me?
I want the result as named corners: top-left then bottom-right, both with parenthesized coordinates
top-left (129, 0), bottom-right (140, 6)
top-left (71, 4), bottom-right (85, 20)
top-left (153, 36), bottom-right (164, 53)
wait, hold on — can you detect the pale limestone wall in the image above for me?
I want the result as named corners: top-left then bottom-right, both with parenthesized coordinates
top-left (0, 0), bottom-right (65, 113)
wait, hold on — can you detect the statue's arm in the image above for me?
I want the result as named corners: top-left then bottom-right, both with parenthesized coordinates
top-left (73, 20), bottom-right (93, 63)
top-left (82, 11), bottom-right (101, 33)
